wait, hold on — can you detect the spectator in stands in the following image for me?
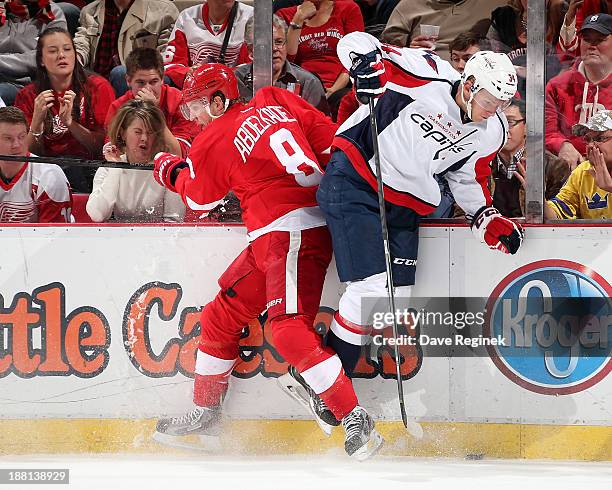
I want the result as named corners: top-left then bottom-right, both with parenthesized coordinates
top-left (381, 0), bottom-right (506, 61)
top-left (105, 48), bottom-right (199, 158)
top-left (87, 99), bottom-right (185, 223)
top-left (449, 32), bottom-right (490, 73)
top-left (163, 0), bottom-right (253, 89)
top-left (14, 27), bottom-right (116, 194)
top-left (491, 98), bottom-right (567, 218)
top-left (277, 0), bottom-right (365, 119)
top-left (545, 14), bottom-right (612, 171)
top-left (0, 106), bottom-right (71, 222)
top-left (559, 0), bottom-right (611, 60)
top-left (355, 0), bottom-right (400, 38)
top-left (546, 110), bottom-right (612, 219)
top-left (234, 15), bottom-right (330, 115)
top-left (486, 0), bottom-right (564, 95)
top-left (0, 0), bottom-right (67, 106)
top-left (74, 0), bottom-right (179, 97)
top-left (491, 98), bottom-right (527, 217)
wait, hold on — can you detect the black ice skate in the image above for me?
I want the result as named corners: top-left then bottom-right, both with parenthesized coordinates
top-left (153, 405), bottom-right (222, 451)
top-left (277, 365), bottom-right (340, 436)
top-left (342, 406), bottom-right (384, 461)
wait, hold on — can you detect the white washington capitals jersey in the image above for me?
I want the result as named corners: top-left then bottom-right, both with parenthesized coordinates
top-left (335, 32), bottom-right (508, 217)
top-left (0, 159), bottom-right (71, 223)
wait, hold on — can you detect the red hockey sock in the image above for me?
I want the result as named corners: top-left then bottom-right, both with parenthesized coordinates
top-left (193, 373), bottom-right (230, 407)
top-left (318, 371), bottom-right (358, 420)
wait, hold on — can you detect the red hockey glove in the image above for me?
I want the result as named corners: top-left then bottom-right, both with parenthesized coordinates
top-left (348, 49), bottom-right (387, 104)
top-left (471, 206), bottom-right (523, 254)
top-left (154, 152), bottom-right (189, 193)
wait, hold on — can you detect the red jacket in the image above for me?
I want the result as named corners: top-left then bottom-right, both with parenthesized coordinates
top-left (105, 84), bottom-right (200, 157)
top-left (545, 61), bottom-right (611, 155)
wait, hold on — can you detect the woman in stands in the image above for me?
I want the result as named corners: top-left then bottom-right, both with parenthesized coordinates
top-left (86, 99), bottom-right (184, 223)
top-left (14, 27), bottom-right (115, 193)
top-left (277, 0), bottom-right (364, 120)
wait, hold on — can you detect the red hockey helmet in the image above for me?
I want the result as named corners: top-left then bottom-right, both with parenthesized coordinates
top-left (180, 63), bottom-right (240, 120)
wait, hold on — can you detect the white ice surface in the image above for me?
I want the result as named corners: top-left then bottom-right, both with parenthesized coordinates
top-left (0, 455), bottom-right (610, 490)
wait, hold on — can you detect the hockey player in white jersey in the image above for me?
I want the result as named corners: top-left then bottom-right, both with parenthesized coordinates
top-left (297, 32), bottom-right (525, 437)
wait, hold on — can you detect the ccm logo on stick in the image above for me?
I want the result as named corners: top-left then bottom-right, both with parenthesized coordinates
top-left (393, 258), bottom-right (417, 266)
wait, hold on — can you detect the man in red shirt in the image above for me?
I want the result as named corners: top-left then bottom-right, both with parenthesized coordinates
top-left (0, 107), bottom-right (71, 223)
top-left (152, 64), bottom-right (383, 461)
top-left (105, 48), bottom-right (199, 157)
top-left (546, 13), bottom-right (612, 170)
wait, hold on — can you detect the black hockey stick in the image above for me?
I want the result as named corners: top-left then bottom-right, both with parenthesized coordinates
top-left (0, 154), bottom-right (154, 170)
top-left (367, 98), bottom-right (408, 429)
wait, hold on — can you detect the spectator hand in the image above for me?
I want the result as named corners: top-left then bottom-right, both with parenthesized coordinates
top-left (349, 49), bottom-right (387, 104)
top-left (103, 143), bottom-right (122, 163)
top-left (565, 0), bottom-right (584, 26)
top-left (409, 35), bottom-right (436, 50)
top-left (471, 206), bottom-right (524, 255)
top-left (32, 90), bottom-right (55, 125)
top-left (187, 64), bottom-right (202, 77)
top-left (58, 90), bottom-right (76, 127)
top-left (587, 145), bottom-right (612, 192)
top-left (136, 86), bottom-right (159, 105)
top-left (295, 1), bottom-right (317, 24)
top-left (154, 152), bottom-right (189, 192)
top-left (514, 157), bottom-right (527, 189)
top-left (558, 141), bottom-right (583, 171)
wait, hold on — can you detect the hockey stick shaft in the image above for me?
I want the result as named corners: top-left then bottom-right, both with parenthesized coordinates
top-left (0, 154), bottom-right (154, 170)
top-left (368, 98), bottom-right (408, 428)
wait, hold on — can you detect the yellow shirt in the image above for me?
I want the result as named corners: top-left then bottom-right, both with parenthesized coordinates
top-left (547, 161), bottom-right (611, 219)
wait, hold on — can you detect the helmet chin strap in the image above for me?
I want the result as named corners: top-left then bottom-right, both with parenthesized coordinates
top-left (460, 83), bottom-right (476, 121)
top-left (205, 99), bottom-right (230, 120)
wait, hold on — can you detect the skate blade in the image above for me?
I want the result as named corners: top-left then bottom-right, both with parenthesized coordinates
top-left (152, 431), bottom-right (222, 452)
top-left (277, 373), bottom-right (333, 437)
top-left (407, 420), bottom-right (424, 440)
top-left (351, 430), bottom-right (384, 462)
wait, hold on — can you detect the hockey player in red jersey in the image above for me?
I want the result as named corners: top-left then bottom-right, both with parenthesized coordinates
top-left (152, 64), bottom-right (383, 460)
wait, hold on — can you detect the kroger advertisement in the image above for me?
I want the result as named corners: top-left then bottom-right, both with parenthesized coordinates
top-left (0, 225), bottom-right (609, 425)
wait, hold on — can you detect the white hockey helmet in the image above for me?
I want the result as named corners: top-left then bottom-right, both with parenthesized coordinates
top-left (460, 51), bottom-right (518, 119)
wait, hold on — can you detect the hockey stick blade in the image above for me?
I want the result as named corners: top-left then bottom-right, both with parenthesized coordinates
top-left (152, 431), bottom-right (222, 452)
top-left (0, 154), bottom-right (153, 170)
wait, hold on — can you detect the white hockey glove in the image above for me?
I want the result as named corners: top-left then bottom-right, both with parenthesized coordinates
top-left (471, 206), bottom-right (523, 254)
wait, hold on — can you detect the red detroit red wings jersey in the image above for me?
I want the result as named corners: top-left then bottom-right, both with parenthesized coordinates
top-left (175, 86), bottom-right (337, 238)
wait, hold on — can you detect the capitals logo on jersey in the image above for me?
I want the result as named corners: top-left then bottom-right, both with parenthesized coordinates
top-left (409, 112), bottom-right (477, 160)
